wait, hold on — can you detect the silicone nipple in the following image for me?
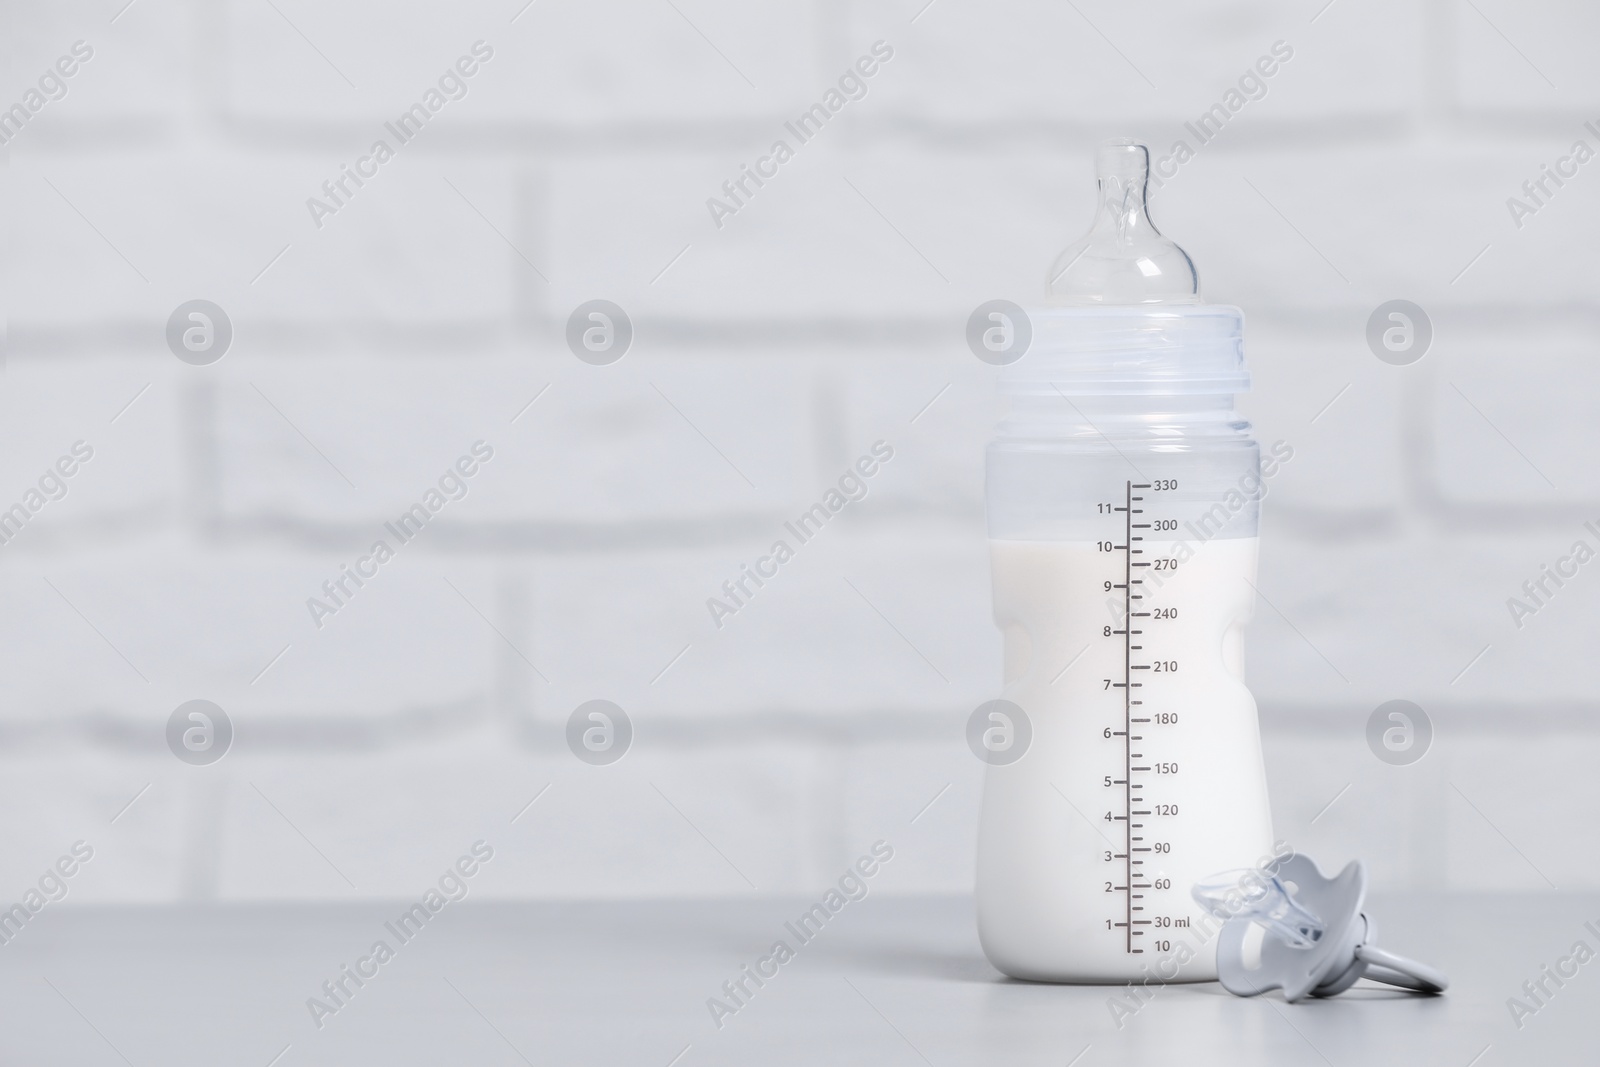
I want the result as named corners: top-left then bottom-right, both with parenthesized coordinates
top-left (1047, 139), bottom-right (1200, 306)
top-left (1192, 868), bottom-right (1324, 949)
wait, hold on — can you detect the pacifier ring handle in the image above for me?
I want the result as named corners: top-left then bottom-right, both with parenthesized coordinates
top-left (1353, 944), bottom-right (1448, 995)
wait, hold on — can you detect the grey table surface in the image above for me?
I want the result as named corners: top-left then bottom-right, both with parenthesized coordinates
top-left (2, 894), bottom-right (1591, 1066)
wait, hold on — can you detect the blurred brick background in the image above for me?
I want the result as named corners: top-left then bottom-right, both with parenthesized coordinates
top-left (2, 0), bottom-right (1596, 902)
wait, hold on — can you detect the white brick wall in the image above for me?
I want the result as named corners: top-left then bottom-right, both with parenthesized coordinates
top-left (4, 0), bottom-right (1599, 902)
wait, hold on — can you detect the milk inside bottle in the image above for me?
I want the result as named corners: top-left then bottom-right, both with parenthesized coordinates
top-left (975, 140), bottom-right (1276, 983)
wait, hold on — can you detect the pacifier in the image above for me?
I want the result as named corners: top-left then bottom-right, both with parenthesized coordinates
top-left (1192, 854), bottom-right (1448, 1002)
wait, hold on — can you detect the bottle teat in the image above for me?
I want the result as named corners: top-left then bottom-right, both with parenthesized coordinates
top-left (1047, 139), bottom-right (1200, 306)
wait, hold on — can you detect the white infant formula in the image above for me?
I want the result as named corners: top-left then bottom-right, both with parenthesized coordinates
top-left (976, 532), bottom-right (1274, 982)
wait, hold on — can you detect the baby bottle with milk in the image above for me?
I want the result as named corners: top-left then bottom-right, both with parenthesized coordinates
top-left (975, 140), bottom-right (1275, 983)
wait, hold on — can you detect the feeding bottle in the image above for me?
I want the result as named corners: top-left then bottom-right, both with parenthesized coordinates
top-left (975, 139), bottom-right (1276, 982)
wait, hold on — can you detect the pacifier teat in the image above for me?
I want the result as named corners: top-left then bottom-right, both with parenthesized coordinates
top-left (1192, 868), bottom-right (1324, 950)
top-left (1047, 139), bottom-right (1200, 306)
top-left (1193, 854), bottom-right (1448, 1002)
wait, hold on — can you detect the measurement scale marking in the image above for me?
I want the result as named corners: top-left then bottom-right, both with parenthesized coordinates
top-left (1122, 481), bottom-right (1134, 951)
top-left (1118, 481), bottom-right (1165, 955)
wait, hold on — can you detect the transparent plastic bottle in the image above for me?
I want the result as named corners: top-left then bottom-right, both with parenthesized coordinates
top-left (975, 140), bottom-right (1275, 983)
